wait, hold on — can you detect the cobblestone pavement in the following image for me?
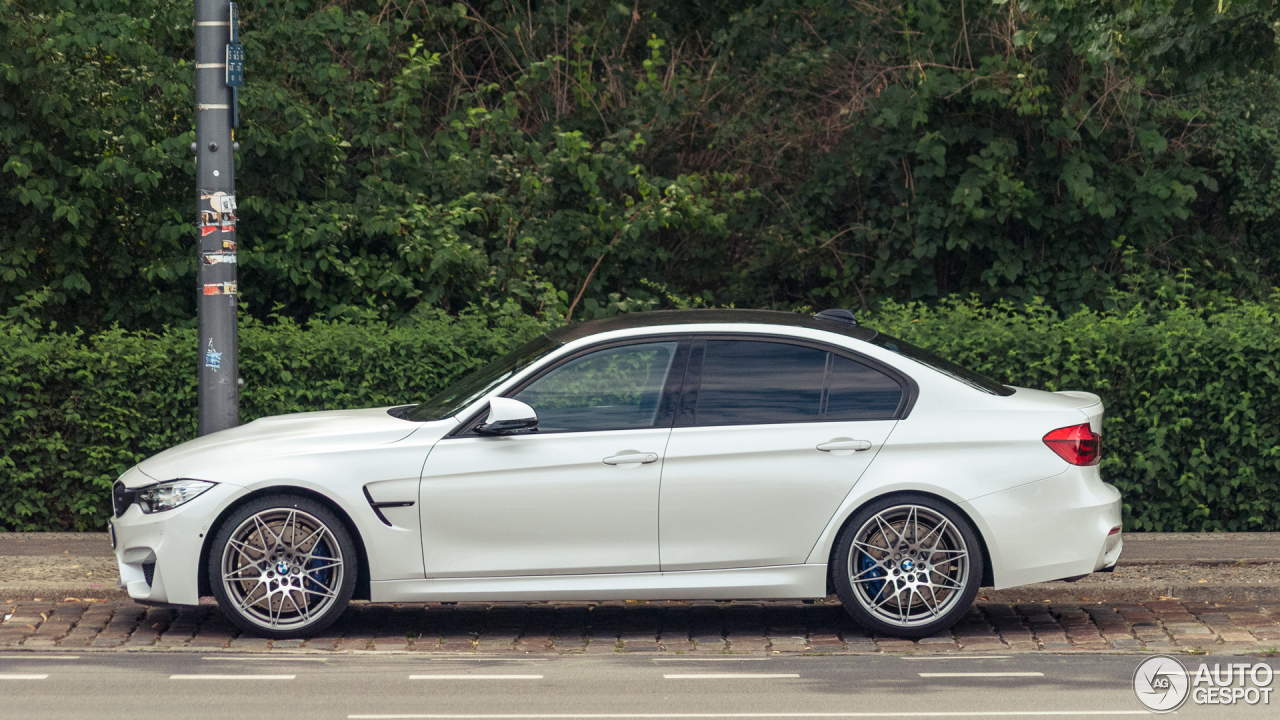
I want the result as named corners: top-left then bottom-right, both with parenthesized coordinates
top-left (2, 598), bottom-right (1279, 655)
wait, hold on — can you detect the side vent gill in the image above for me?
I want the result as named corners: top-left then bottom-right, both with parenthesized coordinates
top-left (362, 486), bottom-right (415, 527)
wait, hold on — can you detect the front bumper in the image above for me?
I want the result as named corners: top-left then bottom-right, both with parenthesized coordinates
top-left (961, 466), bottom-right (1123, 589)
top-left (110, 481), bottom-right (241, 606)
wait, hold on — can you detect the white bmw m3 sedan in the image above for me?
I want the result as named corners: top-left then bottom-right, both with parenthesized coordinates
top-left (109, 309), bottom-right (1123, 639)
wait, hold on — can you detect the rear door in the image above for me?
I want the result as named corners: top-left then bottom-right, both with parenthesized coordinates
top-left (658, 337), bottom-right (905, 571)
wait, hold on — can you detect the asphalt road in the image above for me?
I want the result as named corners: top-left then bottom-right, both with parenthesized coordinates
top-left (0, 652), bottom-right (1273, 719)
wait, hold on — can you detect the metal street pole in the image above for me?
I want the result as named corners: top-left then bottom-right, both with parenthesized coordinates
top-left (194, 0), bottom-right (241, 435)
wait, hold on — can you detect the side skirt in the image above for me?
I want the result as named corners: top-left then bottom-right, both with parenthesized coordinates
top-left (370, 564), bottom-right (829, 603)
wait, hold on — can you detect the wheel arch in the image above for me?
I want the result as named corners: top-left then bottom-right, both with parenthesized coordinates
top-left (824, 489), bottom-right (995, 595)
top-left (197, 485), bottom-right (372, 601)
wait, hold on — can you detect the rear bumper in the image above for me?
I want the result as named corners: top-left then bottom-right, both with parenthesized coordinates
top-left (961, 466), bottom-right (1122, 589)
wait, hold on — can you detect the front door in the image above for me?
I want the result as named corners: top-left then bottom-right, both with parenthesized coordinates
top-left (659, 338), bottom-right (902, 571)
top-left (419, 339), bottom-right (687, 577)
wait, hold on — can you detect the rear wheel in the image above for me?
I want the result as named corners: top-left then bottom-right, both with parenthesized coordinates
top-left (832, 493), bottom-right (983, 638)
top-left (209, 495), bottom-right (357, 639)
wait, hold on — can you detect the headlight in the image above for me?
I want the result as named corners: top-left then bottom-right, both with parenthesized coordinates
top-left (136, 479), bottom-right (215, 514)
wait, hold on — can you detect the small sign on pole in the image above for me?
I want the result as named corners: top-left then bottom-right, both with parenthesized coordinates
top-left (226, 3), bottom-right (243, 127)
top-left (226, 44), bottom-right (244, 87)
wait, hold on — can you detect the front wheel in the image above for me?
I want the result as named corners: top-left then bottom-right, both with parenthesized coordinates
top-left (832, 494), bottom-right (984, 638)
top-left (209, 495), bottom-right (357, 639)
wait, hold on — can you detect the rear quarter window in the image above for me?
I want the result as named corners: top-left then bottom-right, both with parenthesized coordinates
top-left (869, 334), bottom-right (1013, 396)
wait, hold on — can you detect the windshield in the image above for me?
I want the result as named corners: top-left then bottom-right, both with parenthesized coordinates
top-left (405, 334), bottom-right (563, 421)
top-left (869, 333), bottom-right (1014, 396)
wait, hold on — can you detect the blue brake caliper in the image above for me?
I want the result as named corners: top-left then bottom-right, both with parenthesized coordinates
top-left (858, 551), bottom-right (886, 600)
top-left (304, 538), bottom-right (333, 596)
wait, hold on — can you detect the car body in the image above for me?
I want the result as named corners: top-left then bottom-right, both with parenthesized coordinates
top-left (109, 309), bottom-right (1123, 638)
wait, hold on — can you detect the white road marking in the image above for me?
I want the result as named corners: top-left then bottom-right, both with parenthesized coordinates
top-left (918, 672), bottom-right (1045, 678)
top-left (409, 675), bottom-right (544, 680)
top-left (899, 656), bottom-right (1010, 660)
top-left (200, 656), bottom-right (327, 662)
top-left (345, 707), bottom-right (1146, 712)
top-left (653, 657), bottom-right (771, 662)
top-left (0, 674), bottom-right (48, 680)
top-left (663, 674), bottom-right (800, 679)
top-left (170, 674), bottom-right (296, 680)
top-left (0, 655), bottom-right (79, 660)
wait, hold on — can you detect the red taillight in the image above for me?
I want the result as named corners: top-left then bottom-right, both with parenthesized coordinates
top-left (1043, 423), bottom-right (1101, 466)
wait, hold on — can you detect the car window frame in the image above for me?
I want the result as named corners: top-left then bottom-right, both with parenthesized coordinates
top-left (673, 333), bottom-right (918, 429)
top-left (449, 335), bottom-right (693, 437)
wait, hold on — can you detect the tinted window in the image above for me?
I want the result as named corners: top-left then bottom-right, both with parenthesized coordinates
top-left (513, 342), bottom-right (678, 432)
top-left (869, 333), bottom-right (1013, 396)
top-left (406, 335), bottom-right (561, 421)
top-left (694, 341), bottom-right (827, 426)
top-left (824, 355), bottom-right (903, 420)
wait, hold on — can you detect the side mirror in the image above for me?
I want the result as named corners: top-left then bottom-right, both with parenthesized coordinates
top-left (475, 397), bottom-right (539, 436)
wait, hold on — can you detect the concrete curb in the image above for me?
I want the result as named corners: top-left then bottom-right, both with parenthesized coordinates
top-left (982, 584), bottom-right (1280, 604)
top-left (0, 584), bottom-right (127, 601)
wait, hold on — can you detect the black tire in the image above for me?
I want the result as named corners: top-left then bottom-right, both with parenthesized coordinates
top-left (832, 493), bottom-right (984, 639)
top-left (208, 494), bottom-right (358, 639)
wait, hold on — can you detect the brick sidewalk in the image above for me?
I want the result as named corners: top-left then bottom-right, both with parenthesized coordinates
top-left (2, 599), bottom-right (1278, 655)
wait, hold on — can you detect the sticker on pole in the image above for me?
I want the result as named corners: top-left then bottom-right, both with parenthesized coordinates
top-left (199, 191), bottom-right (237, 235)
top-left (202, 252), bottom-right (237, 265)
top-left (205, 339), bottom-right (222, 372)
top-left (203, 282), bottom-right (238, 296)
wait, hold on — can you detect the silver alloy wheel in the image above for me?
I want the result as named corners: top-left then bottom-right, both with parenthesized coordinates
top-left (219, 508), bottom-right (344, 631)
top-left (846, 504), bottom-right (970, 628)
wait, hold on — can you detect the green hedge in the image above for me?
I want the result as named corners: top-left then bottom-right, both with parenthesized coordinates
top-left (0, 310), bottom-right (546, 531)
top-left (3, 300), bottom-right (1278, 532)
top-left (872, 297), bottom-right (1280, 532)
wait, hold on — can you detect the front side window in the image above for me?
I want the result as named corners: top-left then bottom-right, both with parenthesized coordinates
top-left (512, 341), bottom-right (679, 433)
top-left (406, 335), bottom-right (562, 422)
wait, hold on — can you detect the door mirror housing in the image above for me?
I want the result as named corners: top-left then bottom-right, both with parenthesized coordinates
top-left (476, 397), bottom-right (539, 435)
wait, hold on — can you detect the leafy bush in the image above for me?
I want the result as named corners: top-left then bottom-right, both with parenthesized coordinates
top-left (3, 298), bottom-right (1277, 532)
top-left (4, 0), bottom-right (1280, 332)
top-left (874, 295), bottom-right (1280, 532)
top-left (0, 310), bottom-right (546, 531)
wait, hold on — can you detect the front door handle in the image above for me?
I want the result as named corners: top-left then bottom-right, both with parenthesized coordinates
top-left (817, 439), bottom-right (872, 453)
top-left (603, 452), bottom-right (659, 466)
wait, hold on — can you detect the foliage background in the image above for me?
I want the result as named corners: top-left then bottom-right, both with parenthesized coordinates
top-left (4, 0), bottom-right (1280, 329)
top-left (3, 0), bottom-right (1280, 531)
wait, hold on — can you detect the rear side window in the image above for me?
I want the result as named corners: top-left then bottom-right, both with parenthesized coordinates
top-left (689, 340), bottom-right (905, 427)
top-left (694, 340), bottom-right (827, 425)
top-left (825, 355), bottom-right (903, 420)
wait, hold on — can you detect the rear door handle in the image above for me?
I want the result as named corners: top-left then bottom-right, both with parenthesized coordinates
top-left (817, 439), bottom-right (872, 452)
top-left (603, 452), bottom-right (659, 466)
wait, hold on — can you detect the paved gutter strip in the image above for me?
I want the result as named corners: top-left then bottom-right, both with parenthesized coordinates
top-left (2, 531), bottom-right (1279, 655)
top-left (0, 597), bottom-right (1277, 656)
